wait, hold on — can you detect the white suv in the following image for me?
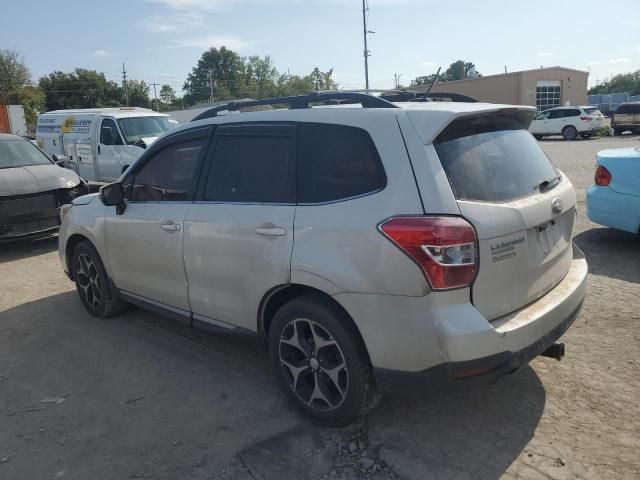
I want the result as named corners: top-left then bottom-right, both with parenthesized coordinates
top-left (529, 106), bottom-right (605, 140)
top-left (59, 93), bottom-right (588, 426)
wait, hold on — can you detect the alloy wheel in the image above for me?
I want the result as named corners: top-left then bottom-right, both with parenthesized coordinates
top-left (76, 253), bottom-right (103, 311)
top-left (278, 318), bottom-right (349, 411)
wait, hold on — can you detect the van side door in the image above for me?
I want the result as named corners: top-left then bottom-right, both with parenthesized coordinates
top-left (97, 117), bottom-right (125, 181)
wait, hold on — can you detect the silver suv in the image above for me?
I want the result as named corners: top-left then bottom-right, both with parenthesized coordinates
top-left (59, 93), bottom-right (588, 426)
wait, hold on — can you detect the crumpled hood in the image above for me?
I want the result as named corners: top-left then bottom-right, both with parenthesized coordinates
top-left (0, 164), bottom-right (82, 197)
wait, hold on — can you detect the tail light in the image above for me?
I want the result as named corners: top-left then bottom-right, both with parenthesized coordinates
top-left (379, 216), bottom-right (477, 290)
top-left (595, 165), bottom-right (611, 186)
top-left (579, 116), bottom-right (593, 121)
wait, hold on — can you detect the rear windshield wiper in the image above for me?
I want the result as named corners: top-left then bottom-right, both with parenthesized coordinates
top-left (537, 175), bottom-right (561, 193)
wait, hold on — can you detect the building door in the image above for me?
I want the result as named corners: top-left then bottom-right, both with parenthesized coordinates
top-left (536, 81), bottom-right (561, 112)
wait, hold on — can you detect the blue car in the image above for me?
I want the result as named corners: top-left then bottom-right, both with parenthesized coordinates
top-left (586, 146), bottom-right (640, 234)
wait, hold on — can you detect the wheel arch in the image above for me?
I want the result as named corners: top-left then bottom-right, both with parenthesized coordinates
top-left (65, 233), bottom-right (94, 279)
top-left (258, 283), bottom-right (373, 366)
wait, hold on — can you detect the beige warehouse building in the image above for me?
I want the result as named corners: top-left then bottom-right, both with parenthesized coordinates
top-left (408, 66), bottom-right (589, 111)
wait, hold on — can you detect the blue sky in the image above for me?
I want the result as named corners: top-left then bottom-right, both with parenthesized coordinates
top-left (3, 0), bottom-right (639, 93)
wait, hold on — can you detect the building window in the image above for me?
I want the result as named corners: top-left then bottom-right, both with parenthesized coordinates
top-left (536, 81), bottom-right (561, 111)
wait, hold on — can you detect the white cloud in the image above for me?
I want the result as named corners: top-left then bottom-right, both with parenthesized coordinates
top-left (608, 58), bottom-right (630, 63)
top-left (94, 49), bottom-right (111, 57)
top-left (537, 52), bottom-right (553, 57)
top-left (147, 21), bottom-right (176, 32)
top-left (168, 35), bottom-right (252, 50)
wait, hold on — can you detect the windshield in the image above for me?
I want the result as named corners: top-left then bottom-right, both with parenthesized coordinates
top-left (0, 139), bottom-right (52, 169)
top-left (117, 116), bottom-right (176, 145)
top-left (434, 115), bottom-right (559, 202)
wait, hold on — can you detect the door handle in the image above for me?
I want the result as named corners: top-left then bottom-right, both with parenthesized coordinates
top-left (255, 225), bottom-right (286, 236)
top-left (160, 222), bottom-right (181, 232)
top-left (98, 145), bottom-right (101, 155)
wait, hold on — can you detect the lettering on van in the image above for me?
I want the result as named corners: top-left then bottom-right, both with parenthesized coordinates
top-left (62, 118), bottom-right (92, 134)
top-left (36, 117), bottom-right (59, 134)
top-left (490, 235), bottom-right (525, 263)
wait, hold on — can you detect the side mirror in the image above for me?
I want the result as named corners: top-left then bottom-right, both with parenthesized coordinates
top-left (101, 126), bottom-right (115, 145)
top-left (100, 182), bottom-right (126, 214)
top-left (52, 154), bottom-right (66, 167)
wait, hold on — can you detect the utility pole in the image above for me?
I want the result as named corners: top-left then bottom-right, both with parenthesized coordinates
top-left (151, 82), bottom-right (160, 112)
top-left (504, 66), bottom-right (507, 74)
top-left (362, 0), bottom-right (372, 91)
top-left (122, 63), bottom-right (129, 106)
top-left (394, 73), bottom-right (402, 89)
top-left (208, 69), bottom-right (214, 104)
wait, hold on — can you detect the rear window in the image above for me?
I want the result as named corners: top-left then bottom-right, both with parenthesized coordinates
top-left (616, 103), bottom-right (640, 114)
top-left (584, 108), bottom-right (602, 115)
top-left (434, 114), bottom-right (559, 202)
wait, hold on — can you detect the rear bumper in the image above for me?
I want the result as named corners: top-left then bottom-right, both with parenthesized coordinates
top-left (374, 244), bottom-right (588, 397)
top-left (586, 185), bottom-right (640, 234)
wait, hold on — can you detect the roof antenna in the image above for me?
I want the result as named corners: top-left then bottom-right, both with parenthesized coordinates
top-left (423, 67), bottom-right (441, 100)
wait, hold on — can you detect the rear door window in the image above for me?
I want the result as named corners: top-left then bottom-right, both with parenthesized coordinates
top-left (434, 114), bottom-right (559, 202)
top-left (297, 123), bottom-right (386, 203)
top-left (548, 110), bottom-right (563, 119)
top-left (203, 125), bottom-right (296, 204)
top-left (564, 109), bottom-right (581, 118)
top-left (584, 108), bottom-right (602, 115)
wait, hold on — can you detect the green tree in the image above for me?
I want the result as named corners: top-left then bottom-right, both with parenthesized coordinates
top-left (0, 49), bottom-right (45, 128)
top-left (39, 69), bottom-right (122, 110)
top-left (159, 84), bottom-right (176, 104)
top-left (588, 71), bottom-right (640, 96)
top-left (444, 60), bottom-right (479, 81)
top-left (413, 72), bottom-right (446, 86)
top-left (126, 79), bottom-right (151, 108)
top-left (310, 67), bottom-right (338, 91)
top-left (183, 46), bottom-right (245, 104)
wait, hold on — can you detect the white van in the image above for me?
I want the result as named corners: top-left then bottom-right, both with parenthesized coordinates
top-left (36, 108), bottom-right (178, 183)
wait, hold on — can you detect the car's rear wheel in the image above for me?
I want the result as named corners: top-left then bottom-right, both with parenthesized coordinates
top-left (613, 128), bottom-right (623, 136)
top-left (72, 241), bottom-right (127, 318)
top-left (562, 125), bottom-right (578, 140)
top-left (268, 294), bottom-right (378, 427)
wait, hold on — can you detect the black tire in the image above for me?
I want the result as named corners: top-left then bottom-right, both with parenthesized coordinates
top-left (613, 128), bottom-right (623, 136)
top-left (580, 133), bottom-right (592, 139)
top-left (562, 125), bottom-right (578, 140)
top-left (72, 241), bottom-right (127, 318)
top-left (533, 135), bottom-right (543, 140)
top-left (268, 293), bottom-right (379, 427)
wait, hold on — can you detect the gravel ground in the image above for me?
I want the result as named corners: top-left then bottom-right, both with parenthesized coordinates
top-left (1, 134), bottom-right (639, 480)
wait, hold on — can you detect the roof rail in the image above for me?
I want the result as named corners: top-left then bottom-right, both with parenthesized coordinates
top-left (379, 90), bottom-right (478, 103)
top-left (190, 91), bottom-right (397, 122)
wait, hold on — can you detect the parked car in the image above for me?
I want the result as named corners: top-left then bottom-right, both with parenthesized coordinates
top-left (36, 108), bottom-right (179, 184)
top-left (0, 133), bottom-right (88, 241)
top-left (586, 146), bottom-right (640, 233)
top-left (529, 106), bottom-right (605, 140)
top-left (611, 102), bottom-right (640, 135)
top-left (58, 93), bottom-right (588, 426)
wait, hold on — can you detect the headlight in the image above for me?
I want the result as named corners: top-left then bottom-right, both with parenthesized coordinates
top-left (60, 203), bottom-right (73, 222)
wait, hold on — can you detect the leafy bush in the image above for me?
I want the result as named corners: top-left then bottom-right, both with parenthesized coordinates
top-left (592, 125), bottom-right (613, 137)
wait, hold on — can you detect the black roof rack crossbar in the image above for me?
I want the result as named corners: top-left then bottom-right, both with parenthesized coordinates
top-left (191, 92), bottom-right (397, 122)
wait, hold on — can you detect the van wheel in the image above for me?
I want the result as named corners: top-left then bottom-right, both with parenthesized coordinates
top-left (72, 241), bottom-right (127, 318)
top-left (562, 125), bottom-right (578, 140)
top-left (268, 294), bottom-right (379, 427)
top-left (613, 129), bottom-right (623, 136)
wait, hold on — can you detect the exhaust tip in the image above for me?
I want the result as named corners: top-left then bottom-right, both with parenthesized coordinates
top-left (541, 342), bottom-right (565, 361)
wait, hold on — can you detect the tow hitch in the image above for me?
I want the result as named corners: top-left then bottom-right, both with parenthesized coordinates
top-left (541, 342), bottom-right (565, 361)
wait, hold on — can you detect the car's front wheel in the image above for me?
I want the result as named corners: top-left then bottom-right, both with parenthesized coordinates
top-left (268, 294), bottom-right (379, 427)
top-left (72, 241), bottom-right (127, 318)
top-left (562, 125), bottom-right (578, 140)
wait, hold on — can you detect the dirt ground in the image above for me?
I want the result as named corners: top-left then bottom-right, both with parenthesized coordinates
top-left (1, 135), bottom-right (639, 480)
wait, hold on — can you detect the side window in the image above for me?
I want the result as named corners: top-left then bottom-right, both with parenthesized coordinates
top-left (298, 124), bottom-right (386, 203)
top-left (100, 119), bottom-right (123, 145)
top-left (565, 109), bottom-right (581, 118)
top-left (130, 139), bottom-right (205, 202)
top-left (534, 111), bottom-right (550, 120)
top-left (548, 110), bottom-right (563, 119)
top-left (204, 130), bottom-right (295, 203)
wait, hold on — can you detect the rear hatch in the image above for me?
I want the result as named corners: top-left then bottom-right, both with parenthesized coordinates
top-left (596, 147), bottom-right (640, 197)
top-left (583, 107), bottom-right (605, 129)
top-left (432, 111), bottom-right (576, 320)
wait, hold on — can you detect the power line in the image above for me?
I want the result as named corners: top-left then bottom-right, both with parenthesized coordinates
top-left (122, 63), bottom-right (129, 106)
